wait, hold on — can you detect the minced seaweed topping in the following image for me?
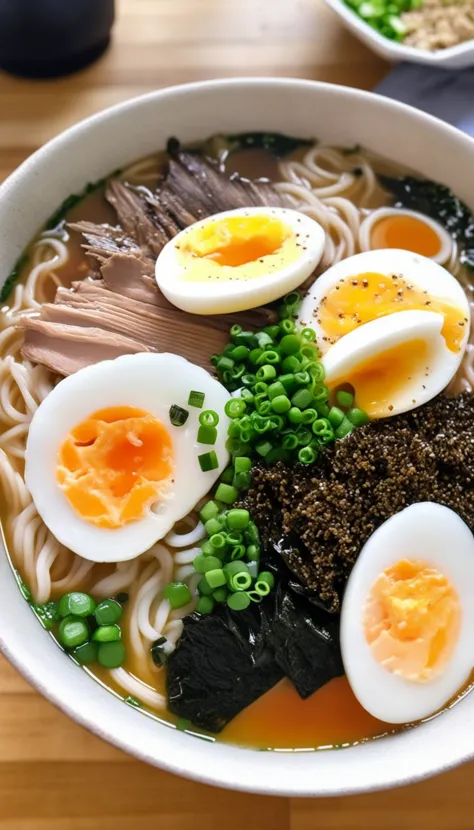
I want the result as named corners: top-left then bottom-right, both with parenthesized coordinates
top-left (244, 392), bottom-right (474, 613)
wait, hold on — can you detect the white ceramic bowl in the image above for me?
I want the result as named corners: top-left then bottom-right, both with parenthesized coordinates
top-left (322, 0), bottom-right (474, 68)
top-left (1, 78), bottom-right (474, 796)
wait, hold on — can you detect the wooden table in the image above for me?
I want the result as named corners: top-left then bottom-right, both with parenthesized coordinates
top-left (0, 0), bottom-right (472, 827)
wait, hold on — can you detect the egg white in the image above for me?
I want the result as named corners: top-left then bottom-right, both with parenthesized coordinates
top-left (322, 309), bottom-right (459, 417)
top-left (25, 353), bottom-right (231, 563)
top-left (155, 206), bottom-right (325, 315)
top-left (298, 248), bottom-right (470, 356)
top-left (341, 503), bottom-right (474, 724)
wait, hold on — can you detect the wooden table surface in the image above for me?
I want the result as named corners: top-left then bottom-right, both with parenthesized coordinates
top-left (1, 0), bottom-right (472, 827)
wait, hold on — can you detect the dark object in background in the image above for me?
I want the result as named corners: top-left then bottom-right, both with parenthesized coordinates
top-left (0, 0), bottom-right (115, 79)
top-left (166, 586), bottom-right (343, 733)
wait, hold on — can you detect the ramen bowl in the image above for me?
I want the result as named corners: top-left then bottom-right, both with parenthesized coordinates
top-left (1, 78), bottom-right (474, 796)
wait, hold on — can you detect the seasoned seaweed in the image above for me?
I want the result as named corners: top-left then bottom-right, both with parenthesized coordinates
top-left (166, 585), bottom-right (343, 732)
top-left (380, 174), bottom-right (474, 270)
top-left (167, 607), bottom-right (283, 732)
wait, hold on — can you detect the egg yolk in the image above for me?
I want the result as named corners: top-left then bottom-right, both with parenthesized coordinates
top-left (57, 406), bottom-right (174, 529)
top-left (330, 338), bottom-right (429, 418)
top-left (177, 214), bottom-right (301, 281)
top-left (364, 559), bottom-right (461, 683)
top-left (371, 214), bottom-right (441, 258)
top-left (316, 272), bottom-right (466, 353)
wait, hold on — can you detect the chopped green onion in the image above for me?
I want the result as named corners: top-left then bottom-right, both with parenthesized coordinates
top-left (188, 390), bottom-right (205, 408)
top-left (335, 417), bottom-right (355, 439)
top-left (197, 424), bottom-right (217, 445)
top-left (247, 521), bottom-right (260, 544)
top-left (271, 395), bottom-right (291, 414)
top-left (298, 446), bottom-right (317, 464)
top-left (288, 406), bottom-right (303, 424)
top-left (282, 432), bottom-right (299, 451)
top-left (212, 586), bottom-right (229, 603)
top-left (94, 599), bottom-right (123, 626)
top-left (163, 582), bottom-right (192, 609)
top-left (282, 355), bottom-right (301, 373)
top-left (58, 592), bottom-right (96, 619)
top-left (257, 571), bottom-right (275, 588)
top-left (301, 327), bottom-right (316, 342)
top-left (261, 349), bottom-right (280, 364)
top-left (256, 364), bottom-right (277, 382)
top-left (233, 470), bottom-right (252, 490)
top-left (230, 324), bottom-right (243, 338)
top-left (205, 568), bottom-right (227, 589)
top-left (93, 624), bottom-right (121, 643)
top-left (58, 615), bottom-right (90, 649)
top-left (197, 596), bottom-right (215, 615)
top-left (198, 451), bottom-right (218, 472)
top-left (291, 388), bottom-right (313, 410)
top-left (255, 438), bottom-right (273, 457)
top-left (227, 592), bottom-right (251, 611)
top-left (246, 590), bottom-right (263, 603)
top-left (97, 641), bottom-right (125, 669)
top-left (230, 544), bottom-right (246, 560)
top-left (169, 404), bottom-right (189, 427)
top-left (227, 508), bottom-right (250, 530)
top-left (230, 572), bottom-right (252, 592)
top-left (235, 456), bottom-right (252, 472)
top-left (267, 380), bottom-right (286, 400)
top-left (199, 500), bottom-right (219, 522)
top-left (279, 318), bottom-right (296, 335)
top-left (225, 398), bottom-right (246, 418)
top-left (198, 577), bottom-right (214, 596)
top-left (220, 466), bottom-right (235, 484)
top-left (201, 539), bottom-right (214, 556)
top-left (209, 532), bottom-right (227, 551)
top-left (249, 348), bottom-right (263, 365)
top-left (231, 345), bottom-right (250, 362)
top-left (247, 561), bottom-right (259, 580)
top-left (246, 544), bottom-right (260, 561)
top-left (263, 324), bottom-right (281, 339)
top-left (347, 407), bottom-right (369, 427)
top-left (199, 409), bottom-right (219, 427)
top-left (215, 482), bottom-right (238, 504)
top-left (204, 517), bottom-right (223, 536)
top-left (336, 389), bottom-right (354, 409)
top-left (301, 408), bottom-right (317, 424)
top-left (328, 406), bottom-right (345, 428)
top-left (255, 580), bottom-right (271, 597)
top-left (279, 334), bottom-right (300, 355)
top-left (72, 641), bottom-right (99, 665)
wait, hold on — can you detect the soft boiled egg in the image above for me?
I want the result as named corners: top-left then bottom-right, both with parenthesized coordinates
top-left (321, 309), bottom-right (461, 418)
top-left (298, 248), bottom-right (469, 417)
top-left (25, 353), bottom-right (231, 563)
top-left (359, 208), bottom-right (452, 265)
top-left (341, 503), bottom-right (474, 724)
top-left (155, 206), bottom-right (325, 314)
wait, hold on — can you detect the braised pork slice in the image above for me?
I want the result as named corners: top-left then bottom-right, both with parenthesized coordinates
top-left (22, 146), bottom-right (284, 376)
top-left (22, 319), bottom-right (155, 376)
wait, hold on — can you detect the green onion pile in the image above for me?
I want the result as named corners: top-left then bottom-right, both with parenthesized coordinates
top-left (343, 0), bottom-right (422, 42)
top-left (212, 292), bottom-right (368, 465)
top-left (46, 591), bottom-right (126, 669)
top-left (161, 292), bottom-right (369, 616)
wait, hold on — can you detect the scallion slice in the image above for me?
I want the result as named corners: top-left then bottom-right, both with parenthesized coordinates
top-left (188, 390), bottom-right (205, 408)
top-left (198, 450), bottom-right (219, 472)
top-left (169, 404), bottom-right (189, 426)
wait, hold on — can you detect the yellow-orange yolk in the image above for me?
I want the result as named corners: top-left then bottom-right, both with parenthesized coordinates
top-left (57, 406), bottom-right (174, 529)
top-left (364, 559), bottom-right (461, 683)
top-left (371, 214), bottom-right (441, 258)
top-left (329, 338), bottom-right (429, 418)
top-left (175, 214), bottom-right (304, 283)
top-left (184, 214), bottom-right (288, 267)
top-left (317, 272), bottom-right (466, 353)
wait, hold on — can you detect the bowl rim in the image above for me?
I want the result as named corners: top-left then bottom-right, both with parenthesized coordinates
top-left (322, 0), bottom-right (474, 65)
top-left (2, 76), bottom-right (474, 796)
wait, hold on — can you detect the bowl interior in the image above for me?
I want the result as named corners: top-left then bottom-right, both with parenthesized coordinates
top-left (1, 78), bottom-right (474, 796)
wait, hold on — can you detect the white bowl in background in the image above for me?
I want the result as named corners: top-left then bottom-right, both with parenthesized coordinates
top-left (322, 0), bottom-right (474, 68)
top-left (1, 78), bottom-right (474, 796)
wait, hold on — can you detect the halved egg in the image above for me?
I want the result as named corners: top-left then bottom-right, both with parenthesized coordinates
top-left (155, 207), bottom-right (325, 314)
top-left (298, 248), bottom-right (470, 356)
top-left (341, 503), bottom-right (474, 724)
top-left (322, 309), bottom-right (461, 418)
top-left (359, 208), bottom-right (452, 264)
top-left (25, 353), bottom-right (230, 562)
